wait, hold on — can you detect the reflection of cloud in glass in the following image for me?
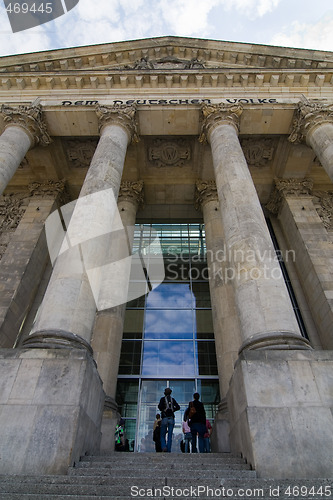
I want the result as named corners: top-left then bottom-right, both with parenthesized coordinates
top-left (142, 340), bottom-right (195, 377)
top-left (146, 283), bottom-right (193, 309)
top-left (145, 309), bottom-right (193, 339)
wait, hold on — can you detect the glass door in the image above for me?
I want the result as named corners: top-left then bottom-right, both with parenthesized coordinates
top-left (136, 379), bottom-right (196, 452)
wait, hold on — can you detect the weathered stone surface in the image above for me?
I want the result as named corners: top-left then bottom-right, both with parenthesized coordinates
top-left (0, 348), bottom-right (105, 475)
top-left (228, 350), bottom-right (333, 478)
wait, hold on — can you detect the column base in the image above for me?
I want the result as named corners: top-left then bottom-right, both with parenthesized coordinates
top-left (23, 330), bottom-right (93, 355)
top-left (0, 348), bottom-right (104, 475)
top-left (239, 330), bottom-right (312, 354)
top-left (100, 396), bottom-right (121, 453)
top-left (210, 398), bottom-right (231, 453)
top-left (228, 349), bottom-right (333, 478)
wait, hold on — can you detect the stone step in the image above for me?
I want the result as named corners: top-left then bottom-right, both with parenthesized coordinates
top-left (0, 479), bottom-right (331, 500)
top-left (80, 452), bottom-right (240, 460)
top-left (73, 461), bottom-right (251, 470)
top-left (78, 453), bottom-right (246, 465)
top-left (68, 467), bottom-right (255, 478)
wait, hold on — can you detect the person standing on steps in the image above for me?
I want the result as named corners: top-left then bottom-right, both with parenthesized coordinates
top-left (187, 392), bottom-right (206, 453)
top-left (158, 387), bottom-right (180, 452)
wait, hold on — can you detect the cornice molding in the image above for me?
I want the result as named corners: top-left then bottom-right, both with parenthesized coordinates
top-left (1, 69), bottom-right (331, 92)
top-left (95, 103), bottom-right (139, 143)
top-left (0, 104), bottom-right (51, 147)
top-left (288, 98), bottom-right (333, 144)
top-left (199, 102), bottom-right (242, 143)
top-left (195, 179), bottom-right (218, 210)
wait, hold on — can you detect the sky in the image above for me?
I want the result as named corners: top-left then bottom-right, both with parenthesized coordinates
top-left (0, 0), bottom-right (332, 58)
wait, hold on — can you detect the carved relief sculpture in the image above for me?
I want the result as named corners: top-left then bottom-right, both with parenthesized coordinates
top-left (240, 138), bottom-right (275, 167)
top-left (148, 138), bottom-right (191, 168)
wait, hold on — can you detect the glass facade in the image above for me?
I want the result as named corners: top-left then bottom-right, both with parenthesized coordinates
top-left (116, 223), bottom-right (220, 452)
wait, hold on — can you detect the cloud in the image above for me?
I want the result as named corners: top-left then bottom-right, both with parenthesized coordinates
top-left (270, 11), bottom-right (333, 51)
top-left (222, 0), bottom-right (280, 18)
top-left (156, 0), bottom-right (220, 37)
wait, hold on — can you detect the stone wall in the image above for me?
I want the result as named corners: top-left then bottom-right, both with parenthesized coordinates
top-left (0, 348), bottom-right (105, 475)
top-left (228, 350), bottom-right (333, 479)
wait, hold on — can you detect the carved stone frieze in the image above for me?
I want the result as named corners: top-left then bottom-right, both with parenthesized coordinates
top-left (95, 104), bottom-right (139, 143)
top-left (1, 104), bottom-right (51, 147)
top-left (118, 180), bottom-right (144, 208)
top-left (64, 139), bottom-right (98, 168)
top-left (124, 56), bottom-right (205, 70)
top-left (265, 178), bottom-right (313, 214)
top-left (194, 179), bottom-right (218, 210)
top-left (148, 138), bottom-right (191, 168)
top-left (288, 98), bottom-right (333, 144)
top-left (199, 103), bottom-right (243, 143)
top-left (241, 138), bottom-right (275, 167)
top-left (312, 191), bottom-right (333, 229)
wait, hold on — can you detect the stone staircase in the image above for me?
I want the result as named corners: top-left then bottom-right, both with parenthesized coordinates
top-left (0, 453), bottom-right (331, 499)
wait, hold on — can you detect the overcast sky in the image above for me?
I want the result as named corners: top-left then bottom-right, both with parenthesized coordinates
top-left (0, 0), bottom-right (332, 57)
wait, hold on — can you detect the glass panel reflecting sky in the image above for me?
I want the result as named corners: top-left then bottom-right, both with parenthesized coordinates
top-left (146, 283), bottom-right (193, 309)
top-left (142, 340), bottom-right (195, 377)
top-left (144, 309), bottom-right (193, 339)
top-left (119, 223), bottom-right (218, 379)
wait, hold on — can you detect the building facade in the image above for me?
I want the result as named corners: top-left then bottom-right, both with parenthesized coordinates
top-left (0, 36), bottom-right (332, 478)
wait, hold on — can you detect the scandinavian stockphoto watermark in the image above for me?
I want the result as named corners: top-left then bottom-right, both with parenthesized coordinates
top-left (44, 188), bottom-right (165, 310)
top-left (163, 245), bottom-right (296, 284)
top-left (3, 0), bottom-right (79, 33)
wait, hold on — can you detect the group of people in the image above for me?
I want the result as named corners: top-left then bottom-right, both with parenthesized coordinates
top-left (153, 387), bottom-right (212, 453)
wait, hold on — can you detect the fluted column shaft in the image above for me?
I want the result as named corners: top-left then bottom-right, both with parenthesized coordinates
top-left (201, 103), bottom-right (311, 352)
top-left (0, 105), bottom-right (51, 195)
top-left (195, 180), bottom-right (241, 398)
top-left (25, 105), bottom-right (138, 352)
top-left (92, 181), bottom-right (143, 400)
top-left (289, 99), bottom-right (333, 182)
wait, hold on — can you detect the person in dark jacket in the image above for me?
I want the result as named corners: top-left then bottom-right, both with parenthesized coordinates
top-left (158, 387), bottom-right (180, 452)
top-left (187, 392), bottom-right (206, 453)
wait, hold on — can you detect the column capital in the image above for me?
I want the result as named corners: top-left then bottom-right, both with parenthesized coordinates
top-left (95, 104), bottom-right (139, 144)
top-left (1, 104), bottom-right (51, 147)
top-left (194, 179), bottom-right (218, 210)
top-left (199, 103), bottom-right (243, 144)
top-left (313, 190), bottom-right (333, 230)
top-left (28, 179), bottom-right (68, 200)
top-left (266, 177), bottom-right (313, 214)
top-left (288, 98), bottom-right (333, 144)
top-left (118, 180), bottom-right (144, 209)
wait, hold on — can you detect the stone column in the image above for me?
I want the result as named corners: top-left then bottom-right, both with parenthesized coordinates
top-left (91, 180), bottom-right (143, 451)
top-left (0, 180), bottom-right (67, 348)
top-left (200, 103), bottom-right (311, 352)
top-left (289, 98), bottom-right (333, 182)
top-left (24, 104), bottom-right (138, 352)
top-left (195, 179), bottom-right (241, 396)
top-left (195, 179), bottom-right (242, 452)
top-left (267, 178), bottom-right (333, 350)
top-left (0, 105), bottom-right (51, 195)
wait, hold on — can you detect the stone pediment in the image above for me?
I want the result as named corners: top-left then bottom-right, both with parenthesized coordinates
top-left (1, 36), bottom-right (333, 75)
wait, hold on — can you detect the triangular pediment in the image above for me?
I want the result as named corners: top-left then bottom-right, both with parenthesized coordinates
top-left (1, 36), bottom-right (333, 74)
